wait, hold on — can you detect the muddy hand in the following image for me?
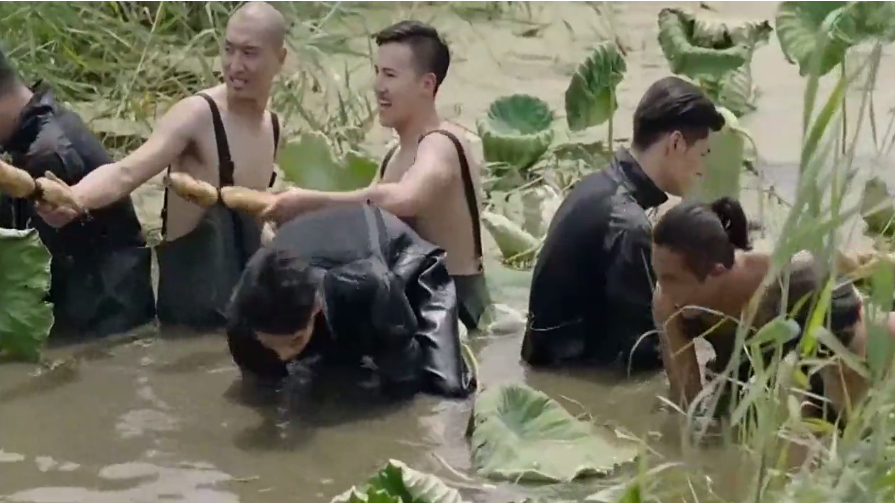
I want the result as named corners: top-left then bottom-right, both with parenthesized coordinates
top-left (37, 171), bottom-right (85, 212)
top-left (259, 188), bottom-right (313, 226)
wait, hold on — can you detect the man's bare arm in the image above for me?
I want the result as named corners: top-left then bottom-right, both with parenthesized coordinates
top-left (267, 134), bottom-right (457, 221)
top-left (653, 291), bottom-right (703, 411)
top-left (72, 97), bottom-right (206, 211)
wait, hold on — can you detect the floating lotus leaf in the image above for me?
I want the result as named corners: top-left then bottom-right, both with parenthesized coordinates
top-left (331, 459), bottom-right (467, 503)
top-left (468, 382), bottom-right (640, 483)
top-left (477, 94), bottom-right (556, 174)
top-left (564, 41), bottom-right (627, 132)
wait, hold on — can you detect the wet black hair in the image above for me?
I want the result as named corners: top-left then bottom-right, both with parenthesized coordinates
top-left (632, 76), bottom-right (726, 151)
top-left (228, 247), bottom-right (320, 336)
top-left (0, 47), bottom-right (19, 95)
top-left (653, 196), bottom-right (752, 279)
top-left (373, 20), bottom-right (450, 94)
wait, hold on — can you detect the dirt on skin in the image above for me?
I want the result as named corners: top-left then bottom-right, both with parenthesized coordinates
top-left (1, 2), bottom-right (894, 503)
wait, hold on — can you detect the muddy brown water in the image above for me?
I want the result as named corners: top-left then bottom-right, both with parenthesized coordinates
top-left (2, 2), bottom-right (895, 502)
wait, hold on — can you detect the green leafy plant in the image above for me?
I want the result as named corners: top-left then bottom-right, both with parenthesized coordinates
top-left (687, 105), bottom-right (759, 202)
top-left (277, 130), bottom-right (379, 191)
top-left (775, 2), bottom-right (895, 78)
top-left (657, 7), bottom-right (773, 117)
top-left (477, 93), bottom-right (556, 178)
top-left (331, 459), bottom-right (467, 503)
top-left (467, 382), bottom-right (640, 483)
top-left (564, 41), bottom-right (627, 136)
top-left (478, 41), bottom-right (627, 269)
top-left (0, 228), bottom-right (54, 362)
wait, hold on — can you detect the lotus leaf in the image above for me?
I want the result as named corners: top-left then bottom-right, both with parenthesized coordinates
top-left (688, 106), bottom-right (756, 202)
top-left (564, 41), bottom-right (627, 132)
top-left (331, 459), bottom-right (467, 503)
top-left (774, 2), bottom-right (858, 77)
top-left (519, 185), bottom-right (562, 238)
top-left (657, 8), bottom-right (756, 79)
top-left (482, 211), bottom-right (540, 264)
top-left (477, 94), bottom-right (556, 174)
top-left (278, 130), bottom-right (377, 191)
top-left (860, 177), bottom-right (895, 236)
top-left (468, 383), bottom-right (640, 483)
top-left (0, 228), bottom-right (54, 361)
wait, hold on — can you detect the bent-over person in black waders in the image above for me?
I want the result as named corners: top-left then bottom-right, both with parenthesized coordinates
top-left (36, 3), bottom-right (288, 330)
top-left (522, 76), bottom-right (725, 374)
top-left (227, 203), bottom-right (477, 400)
top-left (261, 21), bottom-right (491, 332)
top-left (0, 50), bottom-right (155, 339)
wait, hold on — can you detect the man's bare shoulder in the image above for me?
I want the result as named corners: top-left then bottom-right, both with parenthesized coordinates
top-left (419, 123), bottom-right (476, 171)
top-left (161, 95), bottom-right (212, 128)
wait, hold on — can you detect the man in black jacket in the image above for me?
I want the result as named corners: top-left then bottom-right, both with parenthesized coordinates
top-left (522, 76), bottom-right (725, 373)
top-left (226, 202), bottom-right (476, 401)
top-left (0, 49), bottom-right (155, 339)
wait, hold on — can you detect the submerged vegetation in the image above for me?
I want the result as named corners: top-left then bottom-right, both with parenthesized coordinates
top-left (3, 1), bottom-right (895, 503)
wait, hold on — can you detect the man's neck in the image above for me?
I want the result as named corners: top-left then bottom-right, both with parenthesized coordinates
top-left (0, 84), bottom-right (34, 146)
top-left (395, 106), bottom-right (441, 150)
top-left (225, 87), bottom-right (270, 118)
top-left (629, 146), bottom-right (669, 194)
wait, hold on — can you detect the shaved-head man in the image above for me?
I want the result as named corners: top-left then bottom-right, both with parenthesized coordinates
top-left (37, 2), bottom-right (288, 330)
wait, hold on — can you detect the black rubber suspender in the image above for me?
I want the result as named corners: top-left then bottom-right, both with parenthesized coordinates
top-left (420, 130), bottom-right (484, 272)
top-left (160, 94), bottom-right (280, 237)
top-left (376, 132), bottom-right (483, 272)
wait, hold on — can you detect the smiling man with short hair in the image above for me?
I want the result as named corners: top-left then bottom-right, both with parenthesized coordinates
top-left (261, 21), bottom-right (491, 331)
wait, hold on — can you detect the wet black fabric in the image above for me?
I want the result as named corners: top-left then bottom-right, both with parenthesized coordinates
top-left (155, 93), bottom-right (279, 329)
top-left (522, 147), bottom-right (668, 371)
top-left (377, 130), bottom-right (491, 331)
top-left (226, 203), bottom-right (477, 400)
top-left (0, 86), bottom-right (155, 339)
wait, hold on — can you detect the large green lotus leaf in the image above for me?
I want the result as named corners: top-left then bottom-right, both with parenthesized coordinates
top-left (775, 2), bottom-right (856, 77)
top-left (715, 64), bottom-right (756, 118)
top-left (860, 177), bottom-right (895, 236)
top-left (0, 228), bottom-right (54, 361)
top-left (688, 106), bottom-right (753, 202)
top-left (278, 131), bottom-right (377, 191)
top-left (657, 8), bottom-right (753, 79)
top-left (518, 185), bottom-right (562, 238)
top-left (481, 211), bottom-right (540, 264)
top-left (477, 94), bottom-right (556, 173)
top-left (468, 383), bottom-right (640, 483)
top-left (331, 459), bottom-right (468, 503)
top-left (564, 41), bottom-right (627, 132)
top-left (691, 15), bottom-right (773, 49)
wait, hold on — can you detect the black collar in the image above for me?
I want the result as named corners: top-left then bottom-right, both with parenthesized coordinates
top-left (1, 83), bottom-right (56, 155)
top-left (612, 147), bottom-right (668, 209)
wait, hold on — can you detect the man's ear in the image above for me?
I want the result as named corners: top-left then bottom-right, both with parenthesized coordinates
top-left (708, 263), bottom-right (727, 278)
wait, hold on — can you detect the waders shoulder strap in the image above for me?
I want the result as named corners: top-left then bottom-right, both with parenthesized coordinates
top-left (420, 129), bottom-right (483, 272)
top-left (197, 93), bottom-right (236, 187)
top-left (269, 112), bottom-right (280, 188)
top-left (379, 144), bottom-right (399, 179)
top-left (161, 93), bottom-right (235, 237)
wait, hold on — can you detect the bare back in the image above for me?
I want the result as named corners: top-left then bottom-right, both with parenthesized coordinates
top-left (164, 84), bottom-right (278, 241)
top-left (378, 122), bottom-right (483, 276)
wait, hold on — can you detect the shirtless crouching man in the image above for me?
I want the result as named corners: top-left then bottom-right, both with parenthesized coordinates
top-left (36, 2), bottom-right (287, 330)
top-left (261, 21), bottom-right (491, 331)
